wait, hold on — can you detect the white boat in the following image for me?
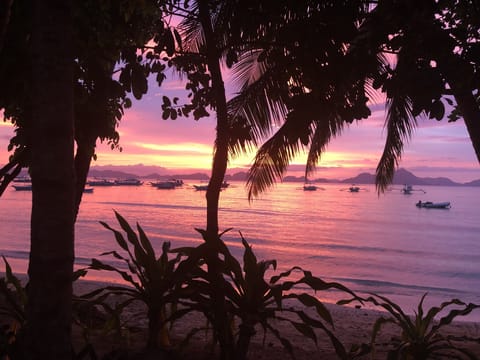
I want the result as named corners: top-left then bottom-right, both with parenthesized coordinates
top-left (114, 178), bottom-right (143, 186)
top-left (151, 181), bottom-right (176, 189)
top-left (13, 184), bottom-right (32, 191)
top-left (416, 201), bottom-right (451, 209)
top-left (83, 186), bottom-right (94, 193)
top-left (193, 184), bottom-right (209, 191)
top-left (87, 179), bottom-right (116, 186)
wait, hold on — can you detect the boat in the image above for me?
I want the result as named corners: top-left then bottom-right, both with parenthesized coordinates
top-left (83, 186), bottom-right (94, 193)
top-left (221, 181), bottom-right (229, 188)
top-left (303, 184), bottom-right (317, 191)
top-left (193, 184), bottom-right (209, 191)
top-left (12, 184), bottom-right (32, 191)
top-left (87, 179), bottom-right (116, 186)
top-left (151, 181), bottom-right (176, 189)
top-left (114, 178), bottom-right (143, 186)
top-left (349, 185), bottom-right (360, 192)
top-left (401, 184), bottom-right (426, 194)
top-left (416, 201), bottom-right (451, 209)
top-left (168, 179), bottom-right (184, 187)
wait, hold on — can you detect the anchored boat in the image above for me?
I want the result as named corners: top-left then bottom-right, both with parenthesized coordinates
top-left (416, 201), bottom-right (451, 209)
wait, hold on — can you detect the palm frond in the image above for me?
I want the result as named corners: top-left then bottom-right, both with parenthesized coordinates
top-left (247, 111), bottom-right (314, 199)
top-left (376, 93), bottom-right (416, 193)
top-left (305, 113), bottom-right (345, 178)
top-left (177, 2), bottom-right (203, 53)
top-left (376, 52), bottom-right (418, 193)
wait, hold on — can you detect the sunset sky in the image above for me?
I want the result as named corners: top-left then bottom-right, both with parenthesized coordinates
top-left (1, 75), bottom-right (479, 183)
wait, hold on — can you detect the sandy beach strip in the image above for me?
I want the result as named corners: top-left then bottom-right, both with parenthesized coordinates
top-left (70, 278), bottom-right (480, 359)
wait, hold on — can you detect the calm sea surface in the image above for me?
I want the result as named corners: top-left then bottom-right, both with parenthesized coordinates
top-left (1, 181), bottom-right (479, 321)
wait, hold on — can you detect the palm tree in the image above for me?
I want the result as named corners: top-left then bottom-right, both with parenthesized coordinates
top-left (367, 0), bottom-right (480, 191)
top-left (225, 1), bottom-right (376, 197)
top-left (26, 1), bottom-right (75, 358)
top-left (227, 1), bottom-right (480, 197)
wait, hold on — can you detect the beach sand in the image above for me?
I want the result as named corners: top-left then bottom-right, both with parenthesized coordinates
top-left (70, 280), bottom-right (480, 359)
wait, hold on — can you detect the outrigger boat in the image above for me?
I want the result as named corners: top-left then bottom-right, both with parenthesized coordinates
top-left (416, 201), bottom-right (451, 209)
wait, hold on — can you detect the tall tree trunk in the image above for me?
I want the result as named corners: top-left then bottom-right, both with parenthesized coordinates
top-left (27, 1), bottom-right (75, 359)
top-left (198, 1), bottom-right (235, 359)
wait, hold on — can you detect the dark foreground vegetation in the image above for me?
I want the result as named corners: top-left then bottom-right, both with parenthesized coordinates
top-left (1, 213), bottom-right (479, 359)
top-left (1, 1), bottom-right (480, 359)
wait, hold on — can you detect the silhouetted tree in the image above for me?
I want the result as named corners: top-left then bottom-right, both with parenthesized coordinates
top-left (225, 1), bottom-right (480, 196)
top-left (26, 1), bottom-right (75, 358)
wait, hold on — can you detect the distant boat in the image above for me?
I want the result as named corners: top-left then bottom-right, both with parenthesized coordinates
top-left (83, 186), bottom-right (94, 193)
top-left (114, 178), bottom-right (143, 186)
top-left (349, 185), bottom-right (360, 192)
top-left (12, 184), bottom-right (32, 191)
top-left (416, 201), bottom-right (451, 209)
top-left (88, 179), bottom-right (116, 186)
top-left (151, 181), bottom-right (176, 189)
top-left (169, 179), bottom-right (184, 187)
top-left (193, 184), bottom-right (209, 191)
top-left (303, 184), bottom-right (317, 191)
top-left (401, 184), bottom-right (426, 194)
top-left (221, 181), bottom-right (229, 188)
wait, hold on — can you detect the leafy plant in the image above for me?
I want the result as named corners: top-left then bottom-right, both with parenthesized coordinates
top-left (0, 256), bottom-right (27, 327)
top-left (86, 211), bottom-right (189, 350)
top-left (227, 233), bottom-right (367, 360)
top-left (174, 230), bottom-right (366, 360)
top-left (366, 292), bottom-right (480, 359)
top-left (0, 256), bottom-right (27, 359)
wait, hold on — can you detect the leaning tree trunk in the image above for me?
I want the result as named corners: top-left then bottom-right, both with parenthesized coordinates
top-left (437, 54), bottom-right (480, 164)
top-left (74, 134), bottom-right (96, 220)
top-left (27, 1), bottom-right (75, 359)
top-left (198, 1), bottom-right (235, 359)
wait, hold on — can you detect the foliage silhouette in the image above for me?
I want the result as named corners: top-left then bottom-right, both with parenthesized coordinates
top-left (365, 293), bottom-right (480, 359)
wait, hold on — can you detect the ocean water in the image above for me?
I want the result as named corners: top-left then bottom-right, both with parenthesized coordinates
top-left (1, 181), bottom-right (479, 321)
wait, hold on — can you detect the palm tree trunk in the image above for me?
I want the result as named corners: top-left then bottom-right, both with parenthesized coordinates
top-left (198, 1), bottom-right (235, 359)
top-left (27, 1), bottom-right (75, 359)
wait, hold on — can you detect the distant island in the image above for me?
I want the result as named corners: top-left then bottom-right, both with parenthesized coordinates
top-left (86, 166), bottom-right (480, 187)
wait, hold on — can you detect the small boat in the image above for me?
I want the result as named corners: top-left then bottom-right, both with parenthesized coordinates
top-left (87, 179), bottom-right (116, 186)
top-left (151, 181), bottom-right (176, 189)
top-left (168, 179), bottom-right (184, 187)
top-left (13, 184), bottom-right (32, 191)
top-left (114, 178), bottom-right (143, 186)
top-left (193, 184), bottom-right (209, 191)
top-left (416, 201), bottom-right (451, 209)
top-left (221, 181), bottom-right (230, 188)
top-left (402, 184), bottom-right (426, 194)
top-left (303, 184), bottom-right (317, 191)
top-left (349, 185), bottom-right (360, 192)
top-left (83, 186), bottom-right (94, 193)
